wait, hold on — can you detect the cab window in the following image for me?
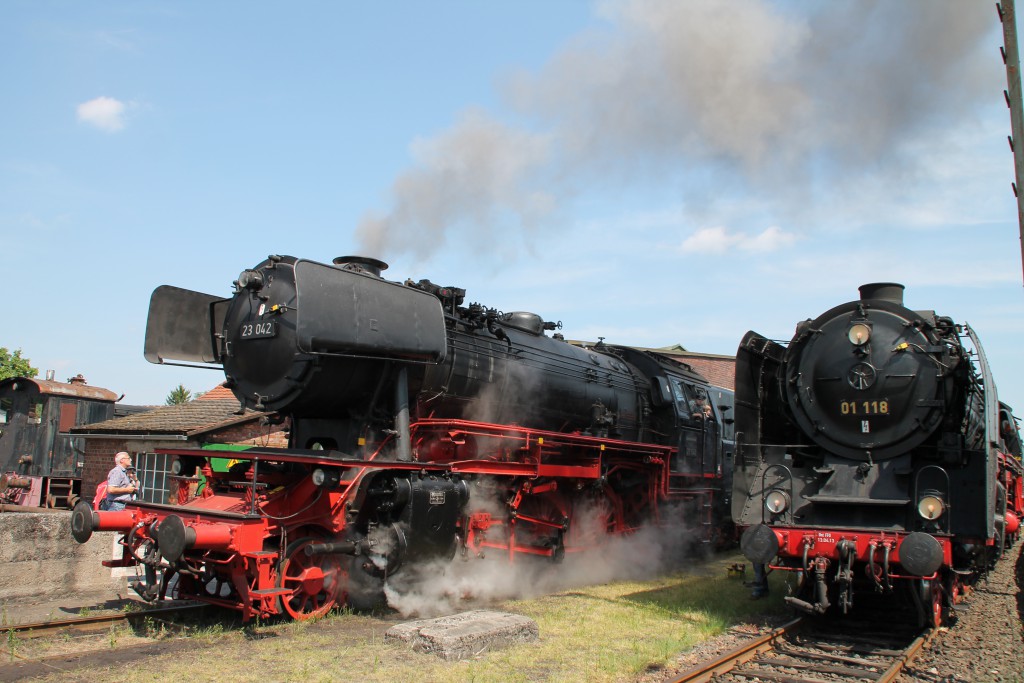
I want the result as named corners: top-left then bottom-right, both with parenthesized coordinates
top-left (669, 379), bottom-right (691, 417)
top-left (670, 379), bottom-right (713, 421)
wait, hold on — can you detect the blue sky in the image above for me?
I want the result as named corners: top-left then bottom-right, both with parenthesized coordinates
top-left (4, 0), bottom-right (1024, 414)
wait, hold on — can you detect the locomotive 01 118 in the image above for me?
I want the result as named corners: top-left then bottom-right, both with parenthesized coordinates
top-left (70, 255), bottom-right (734, 621)
top-left (734, 283), bottom-right (1023, 626)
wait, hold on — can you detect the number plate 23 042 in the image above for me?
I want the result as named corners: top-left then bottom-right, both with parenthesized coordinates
top-left (239, 321), bottom-right (277, 339)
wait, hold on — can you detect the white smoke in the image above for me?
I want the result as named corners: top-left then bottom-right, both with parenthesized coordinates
top-left (381, 505), bottom-right (707, 618)
top-left (357, 0), bottom-right (996, 262)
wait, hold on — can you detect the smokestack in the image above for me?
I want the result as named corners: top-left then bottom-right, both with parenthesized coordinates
top-left (333, 256), bottom-right (388, 278)
top-left (45, 370), bottom-right (55, 381)
top-left (858, 282), bottom-right (905, 306)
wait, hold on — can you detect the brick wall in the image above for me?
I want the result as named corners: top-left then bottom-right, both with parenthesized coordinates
top-left (672, 356), bottom-right (736, 391)
top-left (210, 420), bottom-right (289, 449)
top-left (690, 357), bottom-right (736, 391)
top-left (81, 438), bottom-right (125, 504)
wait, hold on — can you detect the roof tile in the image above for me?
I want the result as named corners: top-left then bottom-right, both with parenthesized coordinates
top-left (197, 384), bottom-right (236, 401)
top-left (72, 400), bottom-right (259, 435)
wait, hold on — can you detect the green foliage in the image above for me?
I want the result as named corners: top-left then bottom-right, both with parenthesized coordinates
top-left (6, 627), bottom-right (16, 662)
top-left (0, 347), bottom-right (38, 382)
top-left (165, 384), bottom-right (194, 405)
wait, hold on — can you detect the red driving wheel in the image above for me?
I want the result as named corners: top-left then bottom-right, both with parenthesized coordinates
top-left (277, 537), bottom-right (344, 620)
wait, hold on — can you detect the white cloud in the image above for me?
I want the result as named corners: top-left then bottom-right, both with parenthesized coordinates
top-left (680, 225), bottom-right (796, 254)
top-left (76, 96), bottom-right (127, 132)
top-left (680, 226), bottom-right (733, 253)
top-left (742, 225), bottom-right (797, 252)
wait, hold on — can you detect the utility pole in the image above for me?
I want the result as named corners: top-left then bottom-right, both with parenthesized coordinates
top-left (997, 0), bottom-right (1024, 285)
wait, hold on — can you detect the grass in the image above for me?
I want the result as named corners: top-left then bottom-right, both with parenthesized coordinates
top-left (6, 628), bottom-right (16, 663)
top-left (23, 550), bottom-right (789, 683)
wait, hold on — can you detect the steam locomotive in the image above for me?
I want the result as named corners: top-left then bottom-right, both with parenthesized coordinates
top-left (70, 255), bottom-right (734, 621)
top-left (733, 283), bottom-right (1023, 627)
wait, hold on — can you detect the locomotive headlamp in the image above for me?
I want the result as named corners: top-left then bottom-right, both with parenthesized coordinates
top-left (311, 467), bottom-right (341, 488)
top-left (764, 489), bottom-right (790, 515)
top-left (236, 269), bottom-right (265, 291)
top-left (848, 323), bottom-right (871, 345)
top-left (917, 495), bottom-right (945, 521)
top-left (170, 457), bottom-right (200, 477)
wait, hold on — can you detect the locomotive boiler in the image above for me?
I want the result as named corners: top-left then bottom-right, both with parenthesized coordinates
top-left (733, 283), bottom-right (1023, 626)
top-left (71, 255), bottom-right (734, 620)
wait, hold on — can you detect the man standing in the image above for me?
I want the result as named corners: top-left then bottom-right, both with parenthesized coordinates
top-left (104, 452), bottom-right (159, 600)
top-left (105, 452), bottom-right (138, 511)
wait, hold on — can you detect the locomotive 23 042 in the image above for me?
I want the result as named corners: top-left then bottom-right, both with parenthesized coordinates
top-left (70, 255), bottom-right (734, 621)
top-left (733, 283), bottom-right (1023, 627)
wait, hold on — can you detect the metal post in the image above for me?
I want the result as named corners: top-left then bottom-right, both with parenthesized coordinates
top-left (394, 367), bottom-right (411, 461)
top-left (997, 0), bottom-right (1024, 284)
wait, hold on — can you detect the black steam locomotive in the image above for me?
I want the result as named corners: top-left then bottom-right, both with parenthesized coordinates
top-left (71, 255), bottom-right (734, 621)
top-left (733, 283), bottom-right (1023, 626)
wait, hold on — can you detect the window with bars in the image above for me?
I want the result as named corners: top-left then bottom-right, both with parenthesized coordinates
top-left (134, 451), bottom-right (173, 504)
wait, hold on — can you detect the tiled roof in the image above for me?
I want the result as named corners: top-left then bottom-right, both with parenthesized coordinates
top-left (72, 400), bottom-right (261, 436)
top-left (197, 384), bottom-right (236, 401)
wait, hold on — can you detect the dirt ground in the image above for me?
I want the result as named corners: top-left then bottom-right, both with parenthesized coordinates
top-left (0, 612), bottom-right (402, 682)
top-left (896, 540), bottom-right (1024, 683)
top-left (2, 543), bottom-right (1021, 682)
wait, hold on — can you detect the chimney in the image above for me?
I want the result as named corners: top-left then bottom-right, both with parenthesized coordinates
top-left (333, 256), bottom-right (388, 278)
top-left (68, 374), bottom-right (87, 385)
top-left (858, 283), bottom-right (905, 306)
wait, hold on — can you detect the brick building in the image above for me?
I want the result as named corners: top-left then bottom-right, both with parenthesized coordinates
top-left (653, 345), bottom-right (736, 391)
top-left (72, 388), bottom-right (287, 505)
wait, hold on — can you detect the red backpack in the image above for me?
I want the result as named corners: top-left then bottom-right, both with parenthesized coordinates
top-left (92, 481), bottom-right (108, 510)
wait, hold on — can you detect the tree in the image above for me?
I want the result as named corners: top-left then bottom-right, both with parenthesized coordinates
top-left (165, 384), bottom-right (193, 405)
top-left (0, 347), bottom-right (38, 382)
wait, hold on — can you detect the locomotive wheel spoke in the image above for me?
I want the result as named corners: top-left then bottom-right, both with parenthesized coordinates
top-left (278, 537), bottom-right (342, 620)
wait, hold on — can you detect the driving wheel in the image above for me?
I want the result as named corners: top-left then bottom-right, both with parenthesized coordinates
top-left (277, 537), bottom-right (343, 620)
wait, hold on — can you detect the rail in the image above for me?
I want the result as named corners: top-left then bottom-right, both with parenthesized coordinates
top-left (6, 603), bottom-right (205, 638)
top-left (671, 616), bottom-right (938, 683)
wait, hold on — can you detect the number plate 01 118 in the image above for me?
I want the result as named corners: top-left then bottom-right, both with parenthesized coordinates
top-left (839, 400), bottom-right (890, 416)
top-left (239, 321), bottom-right (277, 339)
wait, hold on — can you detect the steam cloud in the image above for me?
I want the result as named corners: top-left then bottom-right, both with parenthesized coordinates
top-left (357, 0), bottom-right (995, 261)
top-left (382, 506), bottom-right (704, 619)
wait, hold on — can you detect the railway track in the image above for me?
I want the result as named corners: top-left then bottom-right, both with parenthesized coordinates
top-left (0, 603), bottom-right (210, 683)
top-left (671, 616), bottom-right (937, 683)
top-left (6, 603), bottom-right (206, 638)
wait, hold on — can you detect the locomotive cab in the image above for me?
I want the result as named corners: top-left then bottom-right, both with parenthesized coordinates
top-left (667, 378), bottom-right (721, 477)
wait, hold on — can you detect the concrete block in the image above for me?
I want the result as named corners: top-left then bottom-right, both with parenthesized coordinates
top-left (385, 610), bottom-right (539, 661)
top-left (0, 512), bottom-right (126, 601)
